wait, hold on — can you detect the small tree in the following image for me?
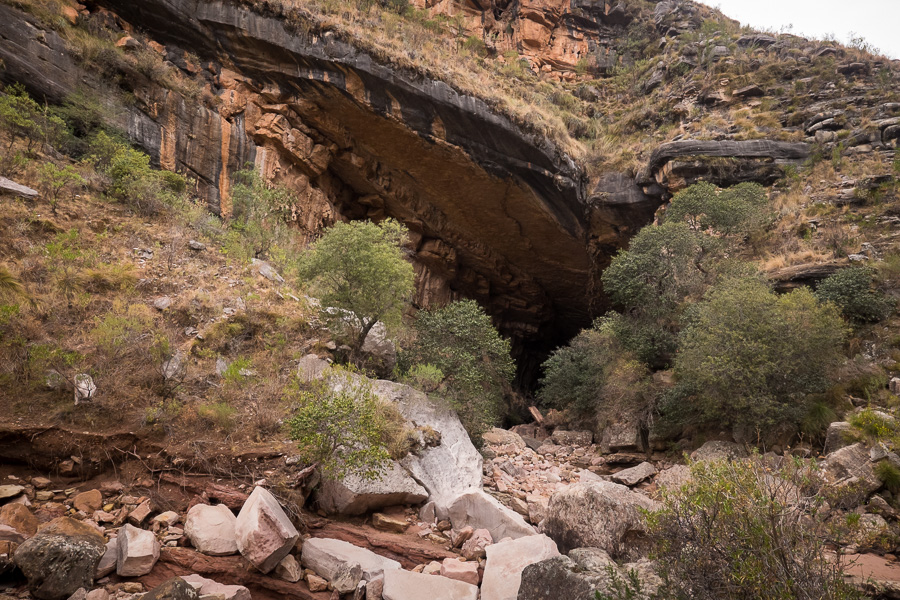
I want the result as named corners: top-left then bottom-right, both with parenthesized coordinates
top-left (671, 278), bottom-right (847, 429)
top-left (299, 219), bottom-right (415, 358)
top-left (37, 163), bottom-right (84, 215)
top-left (285, 370), bottom-right (393, 481)
top-left (406, 299), bottom-right (515, 441)
top-left (229, 169), bottom-right (294, 260)
top-left (664, 181), bottom-right (771, 237)
top-left (815, 266), bottom-right (894, 323)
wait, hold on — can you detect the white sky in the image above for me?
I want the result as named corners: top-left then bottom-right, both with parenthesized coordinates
top-left (698, 1), bottom-right (900, 59)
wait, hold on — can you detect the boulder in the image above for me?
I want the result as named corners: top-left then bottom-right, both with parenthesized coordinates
top-left (0, 485), bottom-right (24, 501)
top-left (0, 504), bottom-right (38, 543)
top-left (250, 258), bottom-right (284, 283)
top-left (482, 428), bottom-right (526, 449)
top-left (526, 496), bottom-right (549, 525)
top-left (690, 440), bottom-right (747, 462)
top-left (13, 517), bottom-right (106, 600)
top-left (460, 528), bottom-right (492, 560)
top-left (822, 443), bottom-right (882, 506)
top-left (143, 578), bottom-right (200, 600)
top-left (441, 558), bottom-right (479, 586)
top-left (654, 465), bottom-right (691, 490)
top-left (0, 176), bottom-right (38, 198)
top-left (601, 420), bottom-right (643, 453)
top-left (234, 487), bottom-right (299, 574)
top-left (447, 490), bottom-right (535, 542)
top-left (296, 354), bottom-right (329, 383)
top-left (481, 534), bottom-right (559, 600)
top-left (117, 523), bottom-right (160, 576)
top-left (825, 422), bottom-right (853, 453)
top-left (316, 461), bottom-right (427, 516)
top-left (360, 321), bottom-right (397, 375)
top-left (549, 430), bottom-right (592, 446)
top-left (611, 462), bottom-right (657, 487)
top-left (518, 548), bottom-right (618, 600)
top-left (301, 537), bottom-right (401, 583)
top-left (184, 504), bottom-right (238, 556)
top-left (382, 568), bottom-right (478, 600)
top-left (95, 538), bottom-right (117, 578)
top-left (181, 574), bottom-right (250, 600)
top-left (372, 512), bottom-right (408, 533)
top-left (72, 490), bottom-right (103, 513)
top-left (73, 374), bottom-right (96, 404)
top-left (543, 481), bottom-right (659, 556)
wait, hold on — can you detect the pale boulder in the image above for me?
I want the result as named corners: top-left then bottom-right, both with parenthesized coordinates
top-left (301, 537), bottom-right (400, 583)
top-left (184, 504), bottom-right (238, 556)
top-left (460, 528), bottom-right (492, 560)
top-left (117, 523), bottom-right (160, 576)
top-left (447, 490), bottom-right (535, 541)
top-left (234, 487), bottom-right (299, 574)
top-left (441, 558), bottom-right (479, 586)
top-left (610, 462), bottom-right (657, 487)
top-left (316, 461), bottom-right (427, 516)
top-left (382, 568), bottom-right (478, 600)
top-left (481, 534), bottom-right (559, 600)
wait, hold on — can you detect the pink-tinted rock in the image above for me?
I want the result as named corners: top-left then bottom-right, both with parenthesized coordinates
top-left (460, 528), bottom-right (492, 560)
top-left (234, 487), bottom-right (299, 574)
top-left (184, 504), bottom-right (237, 556)
top-left (117, 523), bottom-right (160, 576)
top-left (440, 558), bottom-right (479, 586)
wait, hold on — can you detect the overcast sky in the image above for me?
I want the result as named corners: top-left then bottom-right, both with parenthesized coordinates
top-left (698, 1), bottom-right (899, 59)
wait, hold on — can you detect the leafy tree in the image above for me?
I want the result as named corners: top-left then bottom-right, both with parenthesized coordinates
top-left (0, 84), bottom-right (41, 154)
top-left (228, 169), bottom-right (294, 260)
top-left (646, 457), bottom-right (861, 600)
top-left (37, 163), bottom-right (84, 215)
top-left (300, 219), bottom-right (415, 357)
top-left (285, 369), bottom-right (393, 481)
top-left (664, 181), bottom-right (771, 237)
top-left (671, 278), bottom-right (847, 429)
top-left (815, 266), bottom-right (894, 323)
top-left (406, 299), bottom-right (515, 441)
top-left (539, 320), bottom-right (650, 428)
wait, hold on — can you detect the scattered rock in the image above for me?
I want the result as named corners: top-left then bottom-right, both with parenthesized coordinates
top-left (0, 176), bottom-right (39, 198)
top-left (127, 499), bottom-right (152, 526)
top-left (234, 486), bottom-right (299, 574)
top-left (13, 517), bottom-right (106, 600)
top-left (153, 297), bottom-right (173, 311)
top-left (610, 462), bottom-right (657, 487)
top-left (654, 465), bottom-right (691, 490)
top-left (73, 374), bottom-right (96, 405)
top-left (543, 481), bottom-right (659, 556)
top-left (274, 554), bottom-right (302, 582)
top-left (549, 430), bottom-right (592, 446)
top-left (482, 428), bottom-right (526, 449)
top-left (317, 462), bottom-right (427, 516)
top-left (0, 503), bottom-right (38, 543)
top-left (690, 440), bottom-right (747, 462)
top-left (733, 84), bottom-right (764, 98)
top-left (301, 537), bottom-right (400, 583)
top-left (372, 512), bottom-right (408, 533)
top-left (184, 504), bottom-right (238, 556)
top-left (382, 567), bottom-right (478, 600)
top-left (822, 443), bottom-right (882, 506)
top-left (181, 574), bottom-right (251, 600)
top-left (825, 422), bottom-right (853, 453)
top-left (441, 557), bottom-right (479, 586)
top-left (460, 528), bottom-right (492, 560)
top-left (72, 490), bottom-right (103, 513)
top-left (250, 258), bottom-right (284, 283)
top-left (117, 523), bottom-right (160, 577)
top-left (95, 538), bottom-right (117, 578)
top-left (0, 485), bottom-right (24, 502)
top-left (187, 240), bottom-right (205, 251)
top-left (142, 578), bottom-right (199, 600)
top-left (481, 534), bottom-right (560, 600)
top-left (518, 548), bottom-right (619, 600)
top-left (447, 490), bottom-right (535, 542)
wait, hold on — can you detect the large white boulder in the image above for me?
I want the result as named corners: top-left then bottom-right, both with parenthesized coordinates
top-left (184, 504), bottom-right (238, 556)
top-left (481, 534), bottom-right (559, 600)
top-left (300, 537), bottom-right (400, 583)
top-left (316, 461), bottom-right (428, 515)
top-left (447, 489), bottom-right (536, 542)
top-left (542, 481), bottom-right (659, 556)
top-left (117, 524), bottom-right (160, 576)
top-left (234, 487), bottom-right (299, 574)
top-left (382, 568), bottom-right (478, 600)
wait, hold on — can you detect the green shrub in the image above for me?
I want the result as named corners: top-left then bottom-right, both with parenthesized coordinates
top-left (815, 266), bottom-right (894, 323)
top-left (299, 219), bottom-right (415, 358)
top-left (406, 299), bottom-right (515, 442)
top-left (227, 169), bottom-right (295, 263)
top-left (197, 401), bottom-right (237, 431)
top-left (403, 363), bottom-right (444, 393)
top-left (539, 320), bottom-right (650, 427)
top-left (670, 278), bottom-right (847, 429)
top-left (285, 368), bottom-right (394, 481)
top-left (876, 461), bottom-right (900, 494)
top-left (37, 163), bottom-right (84, 215)
top-left (664, 181), bottom-right (772, 237)
top-left (646, 457), bottom-right (861, 600)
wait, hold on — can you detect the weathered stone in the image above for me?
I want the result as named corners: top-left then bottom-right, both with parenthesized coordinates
top-left (825, 422), bottom-right (853, 453)
top-left (371, 513), bottom-right (408, 533)
top-left (13, 517), bottom-right (105, 600)
top-left (184, 504), bottom-right (238, 556)
top-left (181, 574), bottom-right (250, 600)
top-left (517, 549), bottom-right (618, 600)
top-left (447, 490), bottom-right (535, 542)
top-left (460, 528), bottom-right (491, 560)
top-left (0, 176), bottom-right (38, 198)
top-left (95, 538), bottom-right (117, 578)
top-left (482, 428), bottom-right (526, 449)
top-left (296, 354), bottom-right (329, 383)
top-left (72, 490), bottom-right (103, 513)
top-left (481, 534), bottom-right (559, 600)
top-left (250, 258), bottom-right (284, 283)
top-left (234, 486), bottom-right (299, 574)
top-left (274, 554), bottom-right (302, 582)
top-left (308, 573), bottom-right (329, 592)
top-left (690, 440), bottom-right (747, 462)
top-left (317, 461), bottom-right (427, 516)
top-left (85, 590), bottom-right (109, 600)
top-left (654, 465), bottom-right (691, 490)
top-left (602, 420), bottom-right (643, 453)
top-left (549, 430), bottom-right (592, 446)
top-left (143, 578), bottom-right (200, 600)
top-left (127, 499), bottom-right (152, 525)
top-left (526, 496), bottom-right (549, 526)
top-left (382, 568), bottom-right (478, 600)
top-left (0, 503), bottom-right (38, 543)
top-left (543, 481), bottom-right (659, 557)
top-left (301, 537), bottom-right (401, 583)
top-left (117, 523), bottom-right (160, 576)
top-left (332, 561), bottom-right (364, 594)
top-left (822, 443), bottom-right (882, 506)
top-left (0, 485), bottom-right (24, 501)
top-left (441, 558), bottom-right (479, 586)
top-left (610, 462), bottom-right (657, 486)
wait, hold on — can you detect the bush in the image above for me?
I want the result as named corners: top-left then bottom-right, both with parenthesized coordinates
top-left (538, 320), bottom-right (650, 428)
top-left (815, 266), bottom-right (894, 323)
top-left (646, 457), bottom-right (861, 600)
top-left (664, 181), bottom-right (771, 237)
top-left (299, 219), bottom-right (415, 358)
top-left (227, 169), bottom-right (295, 262)
top-left (285, 368), bottom-right (395, 481)
top-left (37, 163), bottom-right (84, 215)
top-left (406, 299), bottom-right (515, 441)
top-left (670, 278), bottom-right (847, 429)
